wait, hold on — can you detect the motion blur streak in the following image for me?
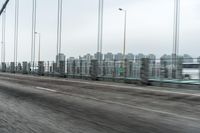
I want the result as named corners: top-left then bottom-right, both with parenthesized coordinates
top-left (0, 73), bottom-right (200, 133)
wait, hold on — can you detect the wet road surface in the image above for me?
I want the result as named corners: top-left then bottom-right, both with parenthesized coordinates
top-left (0, 73), bottom-right (200, 133)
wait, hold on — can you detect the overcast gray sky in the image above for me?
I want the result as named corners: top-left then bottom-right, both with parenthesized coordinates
top-left (0, 0), bottom-right (200, 62)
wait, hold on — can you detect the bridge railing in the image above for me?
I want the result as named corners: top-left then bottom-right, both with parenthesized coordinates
top-left (0, 57), bottom-right (200, 85)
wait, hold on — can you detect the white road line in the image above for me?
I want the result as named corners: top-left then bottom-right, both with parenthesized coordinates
top-left (103, 100), bottom-right (200, 121)
top-left (35, 87), bottom-right (57, 93)
top-left (64, 79), bottom-right (200, 97)
top-left (67, 93), bottom-right (200, 121)
top-left (3, 73), bottom-right (200, 97)
top-left (34, 87), bottom-right (199, 121)
top-left (1, 74), bottom-right (199, 121)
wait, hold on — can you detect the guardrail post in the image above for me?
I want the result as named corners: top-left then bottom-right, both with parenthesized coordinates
top-left (113, 59), bottom-right (116, 79)
top-left (129, 61), bottom-right (133, 77)
top-left (53, 62), bottom-right (57, 76)
top-left (67, 59), bottom-right (70, 77)
top-left (10, 62), bottom-right (15, 73)
top-left (160, 59), bottom-right (168, 79)
top-left (50, 63), bottom-right (53, 73)
top-left (1, 62), bottom-right (6, 72)
top-left (47, 61), bottom-right (50, 75)
top-left (72, 60), bottom-right (76, 78)
top-left (103, 60), bottom-right (106, 77)
top-left (177, 57), bottom-right (183, 80)
top-left (199, 59), bottom-right (200, 88)
top-left (80, 60), bottom-right (83, 78)
top-left (22, 62), bottom-right (28, 74)
top-left (90, 59), bottom-right (98, 80)
top-left (17, 63), bottom-right (22, 73)
top-left (59, 61), bottom-right (65, 77)
top-left (140, 58), bottom-right (150, 85)
top-left (28, 62), bottom-right (31, 74)
top-left (124, 59), bottom-right (128, 78)
top-left (38, 61), bottom-right (44, 76)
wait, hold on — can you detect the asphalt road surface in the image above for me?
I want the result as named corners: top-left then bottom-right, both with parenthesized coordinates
top-left (0, 73), bottom-right (200, 133)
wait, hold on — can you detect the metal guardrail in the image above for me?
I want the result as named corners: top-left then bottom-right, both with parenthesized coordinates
top-left (0, 58), bottom-right (200, 85)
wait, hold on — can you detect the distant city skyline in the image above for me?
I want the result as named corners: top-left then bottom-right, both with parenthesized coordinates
top-left (68, 52), bottom-right (198, 62)
top-left (0, 0), bottom-right (200, 62)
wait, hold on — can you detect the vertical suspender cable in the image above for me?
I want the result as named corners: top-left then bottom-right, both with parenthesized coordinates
top-left (31, 0), bottom-right (36, 63)
top-left (31, 0), bottom-right (33, 62)
top-left (97, 0), bottom-right (104, 60)
top-left (14, 0), bottom-right (19, 65)
top-left (56, 0), bottom-right (60, 56)
top-left (100, 0), bottom-right (104, 59)
top-left (34, 0), bottom-right (37, 63)
top-left (57, 0), bottom-right (63, 64)
top-left (59, 0), bottom-right (62, 54)
top-left (172, 0), bottom-right (180, 78)
top-left (1, 9), bottom-right (6, 63)
top-left (97, 0), bottom-right (101, 54)
top-left (173, 0), bottom-right (180, 57)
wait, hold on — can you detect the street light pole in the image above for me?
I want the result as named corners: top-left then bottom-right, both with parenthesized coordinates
top-left (1, 9), bottom-right (6, 63)
top-left (14, 0), bottom-right (19, 65)
top-left (97, 0), bottom-right (104, 61)
top-left (35, 32), bottom-right (41, 61)
top-left (31, 0), bottom-right (37, 72)
top-left (119, 8), bottom-right (127, 77)
top-left (119, 8), bottom-right (127, 60)
top-left (38, 33), bottom-right (41, 61)
top-left (172, 0), bottom-right (180, 79)
top-left (56, 0), bottom-right (63, 67)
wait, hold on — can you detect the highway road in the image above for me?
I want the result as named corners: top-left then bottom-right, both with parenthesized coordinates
top-left (0, 73), bottom-right (200, 133)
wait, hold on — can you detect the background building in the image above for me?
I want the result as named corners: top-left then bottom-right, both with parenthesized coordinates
top-left (81, 54), bottom-right (94, 61)
top-left (56, 53), bottom-right (66, 64)
top-left (125, 53), bottom-right (134, 60)
top-left (104, 52), bottom-right (114, 61)
top-left (135, 53), bottom-right (145, 62)
top-left (114, 53), bottom-right (123, 61)
top-left (94, 52), bottom-right (103, 61)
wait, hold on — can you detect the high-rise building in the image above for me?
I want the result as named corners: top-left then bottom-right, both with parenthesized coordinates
top-left (68, 57), bottom-right (75, 61)
top-left (114, 53), bottom-right (123, 61)
top-left (125, 53), bottom-right (134, 60)
top-left (56, 53), bottom-right (66, 64)
top-left (82, 54), bottom-right (94, 61)
top-left (94, 52), bottom-right (103, 61)
top-left (135, 53), bottom-right (145, 62)
top-left (147, 54), bottom-right (156, 64)
top-left (160, 54), bottom-right (172, 65)
top-left (104, 52), bottom-right (114, 61)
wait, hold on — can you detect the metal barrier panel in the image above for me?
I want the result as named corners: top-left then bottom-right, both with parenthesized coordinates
top-left (0, 57), bottom-right (199, 85)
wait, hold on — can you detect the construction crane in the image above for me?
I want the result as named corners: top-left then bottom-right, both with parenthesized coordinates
top-left (0, 0), bottom-right (9, 16)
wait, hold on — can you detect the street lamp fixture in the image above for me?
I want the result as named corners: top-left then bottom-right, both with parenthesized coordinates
top-left (118, 8), bottom-right (123, 11)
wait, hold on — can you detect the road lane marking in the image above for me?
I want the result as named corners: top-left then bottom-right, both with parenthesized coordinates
top-left (74, 94), bottom-right (200, 121)
top-left (36, 87), bottom-right (57, 93)
top-left (2, 73), bottom-right (200, 97)
top-left (103, 100), bottom-right (200, 121)
top-left (34, 87), bottom-right (200, 121)
top-left (1, 74), bottom-right (199, 121)
top-left (64, 79), bottom-right (200, 97)
top-left (68, 93), bottom-right (200, 121)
